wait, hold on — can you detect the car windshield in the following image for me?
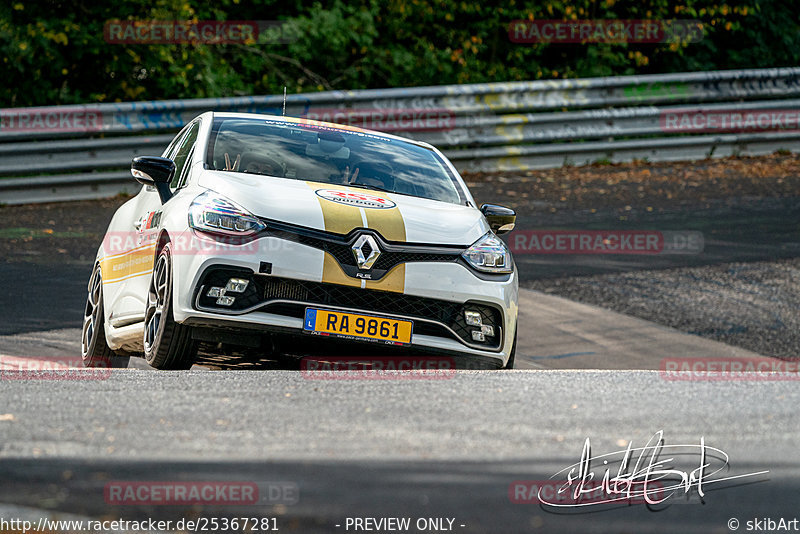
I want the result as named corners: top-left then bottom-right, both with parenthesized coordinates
top-left (206, 118), bottom-right (465, 205)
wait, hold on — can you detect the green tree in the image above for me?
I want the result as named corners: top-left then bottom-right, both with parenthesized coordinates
top-left (1, 0), bottom-right (798, 107)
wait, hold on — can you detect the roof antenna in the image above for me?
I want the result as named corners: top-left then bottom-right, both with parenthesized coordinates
top-left (282, 86), bottom-right (287, 116)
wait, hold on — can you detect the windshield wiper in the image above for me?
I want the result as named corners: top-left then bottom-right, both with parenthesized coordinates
top-left (347, 182), bottom-right (394, 194)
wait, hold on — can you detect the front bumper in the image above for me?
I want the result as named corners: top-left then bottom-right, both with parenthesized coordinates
top-left (169, 231), bottom-right (518, 366)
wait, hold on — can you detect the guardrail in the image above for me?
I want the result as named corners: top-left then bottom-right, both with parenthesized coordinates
top-left (2, 67), bottom-right (800, 204)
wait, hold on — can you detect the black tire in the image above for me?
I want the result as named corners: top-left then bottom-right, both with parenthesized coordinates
top-left (503, 324), bottom-right (517, 370)
top-left (81, 264), bottom-right (130, 369)
top-left (143, 242), bottom-right (197, 370)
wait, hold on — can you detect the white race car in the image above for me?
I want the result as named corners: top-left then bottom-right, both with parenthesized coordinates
top-left (82, 113), bottom-right (518, 370)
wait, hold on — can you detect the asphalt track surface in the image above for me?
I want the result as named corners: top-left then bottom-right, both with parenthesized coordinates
top-left (0, 288), bottom-right (796, 533)
top-left (0, 370), bottom-right (797, 533)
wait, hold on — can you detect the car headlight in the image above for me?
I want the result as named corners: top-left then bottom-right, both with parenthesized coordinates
top-left (462, 232), bottom-right (513, 274)
top-left (188, 191), bottom-right (266, 236)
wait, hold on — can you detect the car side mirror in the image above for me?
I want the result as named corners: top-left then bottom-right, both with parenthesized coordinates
top-left (480, 204), bottom-right (516, 235)
top-left (131, 156), bottom-right (174, 204)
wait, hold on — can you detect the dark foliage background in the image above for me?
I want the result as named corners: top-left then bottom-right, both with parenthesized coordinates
top-left (1, 0), bottom-right (798, 107)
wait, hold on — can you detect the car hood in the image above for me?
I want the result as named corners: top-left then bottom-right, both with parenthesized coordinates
top-left (198, 171), bottom-right (488, 246)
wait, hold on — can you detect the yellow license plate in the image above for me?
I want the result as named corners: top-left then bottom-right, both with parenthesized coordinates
top-left (303, 308), bottom-right (413, 345)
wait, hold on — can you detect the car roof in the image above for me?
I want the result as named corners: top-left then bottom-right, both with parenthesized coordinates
top-left (209, 111), bottom-right (437, 151)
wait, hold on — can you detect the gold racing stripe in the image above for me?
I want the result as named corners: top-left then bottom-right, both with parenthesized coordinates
top-left (322, 252), bottom-right (361, 288)
top-left (308, 182), bottom-right (407, 293)
top-left (100, 244), bottom-right (156, 283)
top-left (364, 205), bottom-right (406, 243)
top-left (365, 264), bottom-right (405, 293)
top-left (364, 207), bottom-right (406, 291)
top-left (314, 191), bottom-right (364, 235)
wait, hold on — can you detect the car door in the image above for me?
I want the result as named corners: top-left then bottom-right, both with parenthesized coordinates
top-left (105, 120), bottom-right (200, 327)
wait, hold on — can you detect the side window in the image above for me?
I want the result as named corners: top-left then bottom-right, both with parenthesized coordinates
top-left (176, 146), bottom-right (195, 189)
top-left (170, 121), bottom-right (200, 189)
top-left (163, 125), bottom-right (191, 159)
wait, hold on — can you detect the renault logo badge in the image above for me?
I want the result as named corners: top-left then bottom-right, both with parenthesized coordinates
top-left (352, 235), bottom-right (381, 270)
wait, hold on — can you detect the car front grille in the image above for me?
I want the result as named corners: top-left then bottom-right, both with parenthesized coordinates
top-left (295, 234), bottom-right (460, 273)
top-left (372, 251), bottom-right (458, 271)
